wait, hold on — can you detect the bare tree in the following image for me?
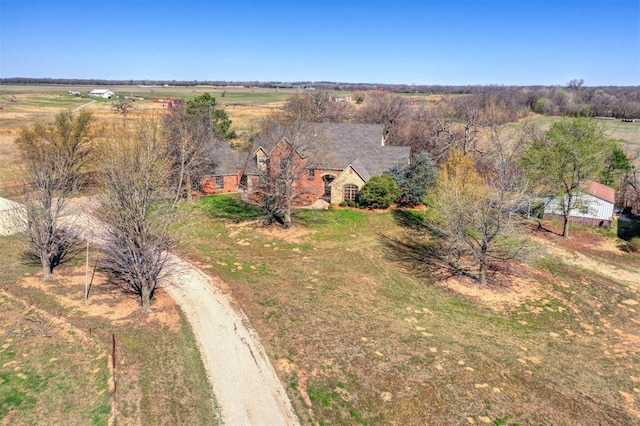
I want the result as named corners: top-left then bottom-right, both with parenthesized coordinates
top-left (355, 91), bottom-right (411, 142)
top-left (391, 93), bottom-right (526, 164)
top-left (112, 100), bottom-right (135, 123)
top-left (257, 114), bottom-right (328, 228)
top-left (17, 110), bottom-right (95, 193)
top-left (163, 105), bottom-right (213, 204)
top-left (15, 116), bottom-right (85, 279)
top-left (617, 147), bottom-right (640, 213)
top-left (283, 90), bottom-right (353, 123)
top-left (96, 120), bottom-right (174, 311)
top-left (429, 146), bottom-right (531, 285)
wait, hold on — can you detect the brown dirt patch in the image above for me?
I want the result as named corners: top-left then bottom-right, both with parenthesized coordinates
top-left (533, 221), bottom-right (636, 265)
top-left (20, 266), bottom-right (181, 330)
top-left (246, 223), bottom-right (316, 243)
top-left (438, 273), bottom-right (545, 312)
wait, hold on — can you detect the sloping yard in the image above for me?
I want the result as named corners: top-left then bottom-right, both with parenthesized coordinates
top-left (174, 195), bottom-right (640, 425)
top-left (0, 235), bottom-right (218, 425)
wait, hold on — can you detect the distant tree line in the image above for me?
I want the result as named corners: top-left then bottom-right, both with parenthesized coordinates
top-left (2, 77), bottom-right (638, 119)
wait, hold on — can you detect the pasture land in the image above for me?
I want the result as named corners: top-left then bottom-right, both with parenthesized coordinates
top-left (1, 84), bottom-right (316, 133)
top-left (173, 195), bottom-right (640, 425)
top-left (0, 84), bottom-right (307, 195)
top-left (514, 114), bottom-right (640, 148)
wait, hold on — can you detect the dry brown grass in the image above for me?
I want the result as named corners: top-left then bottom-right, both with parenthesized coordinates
top-left (175, 199), bottom-right (640, 425)
top-left (1, 257), bottom-right (217, 425)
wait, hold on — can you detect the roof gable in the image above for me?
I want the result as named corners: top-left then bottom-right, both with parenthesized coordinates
top-left (586, 181), bottom-right (615, 204)
top-left (349, 159), bottom-right (372, 182)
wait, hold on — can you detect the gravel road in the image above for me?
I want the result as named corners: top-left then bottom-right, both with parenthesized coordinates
top-left (165, 257), bottom-right (300, 425)
top-left (65, 198), bottom-right (301, 425)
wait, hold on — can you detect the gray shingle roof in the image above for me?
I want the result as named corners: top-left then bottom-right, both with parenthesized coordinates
top-left (349, 159), bottom-right (372, 182)
top-left (247, 122), bottom-right (410, 178)
top-left (206, 141), bottom-right (248, 176)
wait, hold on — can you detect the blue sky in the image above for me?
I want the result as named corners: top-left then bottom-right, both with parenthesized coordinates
top-left (1, 0), bottom-right (638, 86)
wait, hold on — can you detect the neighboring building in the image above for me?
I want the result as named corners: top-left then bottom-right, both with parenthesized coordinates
top-left (544, 181), bottom-right (615, 227)
top-left (200, 123), bottom-right (410, 205)
top-left (88, 89), bottom-right (115, 99)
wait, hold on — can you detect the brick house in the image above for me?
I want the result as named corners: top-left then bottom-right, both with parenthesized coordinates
top-left (200, 123), bottom-right (410, 205)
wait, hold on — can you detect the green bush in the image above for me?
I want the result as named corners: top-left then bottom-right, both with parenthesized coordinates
top-left (339, 200), bottom-right (358, 208)
top-left (358, 174), bottom-right (401, 209)
top-left (390, 152), bottom-right (438, 206)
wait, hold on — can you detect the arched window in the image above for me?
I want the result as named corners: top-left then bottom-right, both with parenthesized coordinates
top-left (343, 184), bottom-right (358, 201)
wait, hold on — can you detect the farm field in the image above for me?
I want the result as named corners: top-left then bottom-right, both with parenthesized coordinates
top-left (1, 84), bottom-right (640, 424)
top-left (0, 84), bottom-right (321, 134)
top-left (512, 114), bottom-right (640, 148)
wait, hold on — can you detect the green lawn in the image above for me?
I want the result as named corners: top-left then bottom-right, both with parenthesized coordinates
top-left (173, 194), bottom-right (640, 425)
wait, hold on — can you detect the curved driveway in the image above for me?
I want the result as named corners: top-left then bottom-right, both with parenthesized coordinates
top-left (67, 199), bottom-right (300, 425)
top-left (165, 257), bottom-right (300, 425)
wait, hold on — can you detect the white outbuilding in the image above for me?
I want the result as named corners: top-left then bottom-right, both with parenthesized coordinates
top-left (544, 181), bottom-right (615, 227)
top-left (88, 89), bottom-right (115, 99)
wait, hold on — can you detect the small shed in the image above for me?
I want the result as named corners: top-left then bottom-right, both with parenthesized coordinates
top-left (88, 89), bottom-right (115, 99)
top-left (544, 181), bottom-right (615, 227)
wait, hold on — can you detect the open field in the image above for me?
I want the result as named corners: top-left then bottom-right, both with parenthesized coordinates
top-left (0, 84), bottom-right (316, 133)
top-left (172, 195), bottom-right (640, 424)
top-left (513, 114), bottom-right (640, 148)
top-left (0, 84), bottom-right (312, 195)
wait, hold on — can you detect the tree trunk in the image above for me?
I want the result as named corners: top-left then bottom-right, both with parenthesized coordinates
top-left (478, 248), bottom-right (487, 285)
top-left (174, 161), bottom-right (185, 206)
top-left (562, 215), bottom-right (570, 238)
top-left (42, 260), bottom-right (53, 280)
top-left (283, 208), bottom-right (291, 228)
top-left (141, 285), bottom-right (152, 312)
top-left (283, 190), bottom-right (292, 228)
top-left (479, 263), bottom-right (486, 286)
top-left (186, 172), bottom-right (193, 202)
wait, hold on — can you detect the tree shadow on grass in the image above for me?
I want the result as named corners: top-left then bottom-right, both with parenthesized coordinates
top-left (390, 209), bottom-right (429, 230)
top-left (382, 209), bottom-right (478, 282)
top-left (20, 228), bottom-right (84, 276)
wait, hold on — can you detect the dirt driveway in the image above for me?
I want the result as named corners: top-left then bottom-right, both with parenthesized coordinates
top-left (66, 198), bottom-right (300, 425)
top-left (165, 257), bottom-right (300, 425)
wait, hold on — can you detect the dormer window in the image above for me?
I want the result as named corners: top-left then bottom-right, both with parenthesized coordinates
top-left (257, 155), bottom-right (266, 170)
top-left (256, 148), bottom-right (267, 171)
